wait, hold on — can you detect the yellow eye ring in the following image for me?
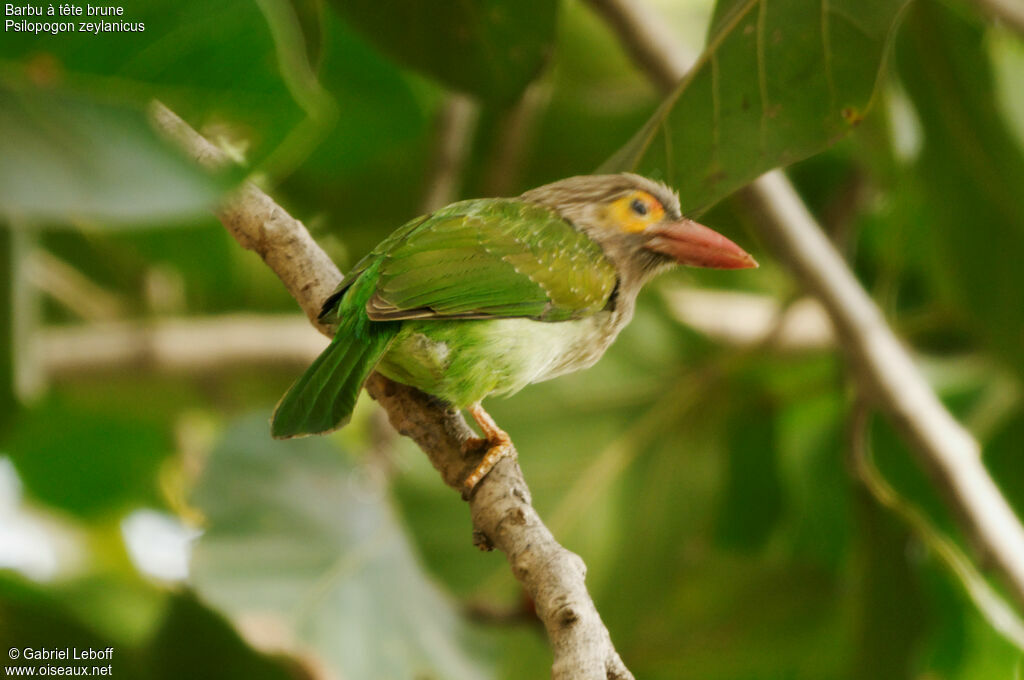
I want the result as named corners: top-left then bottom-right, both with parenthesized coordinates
top-left (610, 191), bottom-right (664, 233)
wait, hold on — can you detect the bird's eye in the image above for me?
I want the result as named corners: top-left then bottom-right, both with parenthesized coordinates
top-left (630, 198), bottom-right (648, 216)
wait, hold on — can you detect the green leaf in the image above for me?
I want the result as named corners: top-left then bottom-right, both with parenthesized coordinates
top-left (714, 393), bottom-right (783, 551)
top-left (295, 10), bottom-right (434, 172)
top-left (776, 392), bottom-right (853, 569)
top-left (896, 2), bottom-right (1024, 380)
top-left (849, 496), bottom-right (927, 678)
top-left (325, 0), bottom-right (556, 103)
top-left (190, 415), bottom-right (491, 680)
top-left (602, 0), bottom-right (910, 212)
top-left (0, 86), bottom-right (231, 225)
top-left (4, 396), bottom-right (171, 519)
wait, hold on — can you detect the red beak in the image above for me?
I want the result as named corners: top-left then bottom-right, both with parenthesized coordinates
top-left (644, 218), bottom-right (758, 269)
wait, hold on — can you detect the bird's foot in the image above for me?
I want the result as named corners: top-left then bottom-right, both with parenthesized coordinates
top-left (462, 403), bottom-right (515, 493)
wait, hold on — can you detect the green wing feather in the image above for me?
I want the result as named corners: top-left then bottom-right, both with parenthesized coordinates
top-left (270, 321), bottom-right (395, 438)
top-left (367, 199), bottom-right (618, 322)
top-left (273, 198), bottom-right (617, 437)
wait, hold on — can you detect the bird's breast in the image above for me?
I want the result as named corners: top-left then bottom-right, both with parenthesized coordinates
top-left (376, 308), bottom-right (632, 408)
top-left (531, 310), bottom-right (626, 380)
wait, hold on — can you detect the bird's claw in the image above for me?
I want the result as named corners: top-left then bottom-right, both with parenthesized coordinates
top-left (462, 403), bottom-right (515, 493)
top-left (462, 439), bottom-right (514, 493)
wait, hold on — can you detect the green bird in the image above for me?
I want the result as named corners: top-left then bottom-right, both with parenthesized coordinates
top-left (272, 174), bottom-right (756, 489)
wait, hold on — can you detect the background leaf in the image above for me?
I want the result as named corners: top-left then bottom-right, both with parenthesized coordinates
top-left (6, 396), bottom-right (171, 518)
top-left (325, 0), bottom-right (556, 103)
top-left (190, 415), bottom-right (492, 680)
top-left (895, 1), bottom-right (1024, 381)
top-left (0, 86), bottom-right (231, 225)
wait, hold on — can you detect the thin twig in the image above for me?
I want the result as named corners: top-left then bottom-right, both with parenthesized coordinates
top-left (25, 249), bottom-right (126, 321)
top-left (151, 101), bottom-right (634, 680)
top-left (420, 93), bottom-right (479, 213)
top-left (39, 315), bottom-right (327, 375)
top-left (588, 0), bottom-right (1024, 609)
top-left (661, 286), bottom-right (834, 351)
top-left (482, 82), bottom-right (551, 197)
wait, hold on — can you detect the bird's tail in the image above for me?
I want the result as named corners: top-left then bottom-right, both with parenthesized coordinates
top-left (271, 320), bottom-right (397, 438)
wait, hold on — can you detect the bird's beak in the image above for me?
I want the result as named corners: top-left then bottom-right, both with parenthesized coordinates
top-left (644, 218), bottom-right (758, 269)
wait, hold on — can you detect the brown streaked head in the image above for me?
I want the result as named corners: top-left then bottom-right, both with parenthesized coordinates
top-left (521, 173), bottom-right (757, 272)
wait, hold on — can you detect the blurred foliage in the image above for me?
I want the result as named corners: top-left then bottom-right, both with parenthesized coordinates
top-left (327, 0), bottom-right (557, 104)
top-left (0, 86), bottom-right (234, 224)
top-left (1, 0), bottom-right (1024, 678)
top-left (190, 416), bottom-right (491, 680)
top-left (6, 395), bottom-right (170, 518)
top-left (896, 2), bottom-right (1024, 381)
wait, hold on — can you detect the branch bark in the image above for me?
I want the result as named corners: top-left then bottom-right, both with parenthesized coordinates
top-left (586, 0), bottom-right (1024, 608)
top-left (151, 102), bottom-right (633, 680)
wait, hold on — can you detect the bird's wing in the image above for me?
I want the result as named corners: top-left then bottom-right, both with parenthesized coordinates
top-left (354, 198), bottom-right (618, 322)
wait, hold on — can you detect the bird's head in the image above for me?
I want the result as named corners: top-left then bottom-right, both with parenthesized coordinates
top-left (522, 174), bottom-right (757, 278)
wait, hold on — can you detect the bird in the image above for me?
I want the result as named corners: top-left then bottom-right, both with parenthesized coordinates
top-left (272, 173), bottom-right (757, 490)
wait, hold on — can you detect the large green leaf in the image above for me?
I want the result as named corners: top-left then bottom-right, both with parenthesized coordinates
top-left (602, 0), bottom-right (909, 212)
top-left (4, 396), bottom-right (171, 518)
top-left (326, 0), bottom-right (556, 103)
top-left (0, 86), bottom-right (231, 225)
top-left (307, 12), bottom-right (433, 171)
top-left (190, 415), bottom-right (491, 680)
top-left (849, 495), bottom-right (927, 678)
top-left (713, 393), bottom-right (783, 551)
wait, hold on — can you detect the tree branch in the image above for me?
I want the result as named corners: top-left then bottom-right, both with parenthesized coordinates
top-left (34, 289), bottom-right (826, 377)
top-left (585, 0), bottom-right (695, 92)
top-left (587, 0), bottom-right (1024, 609)
top-left (39, 315), bottom-right (326, 375)
top-left (151, 101), bottom-right (633, 680)
top-left (662, 286), bottom-right (834, 351)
